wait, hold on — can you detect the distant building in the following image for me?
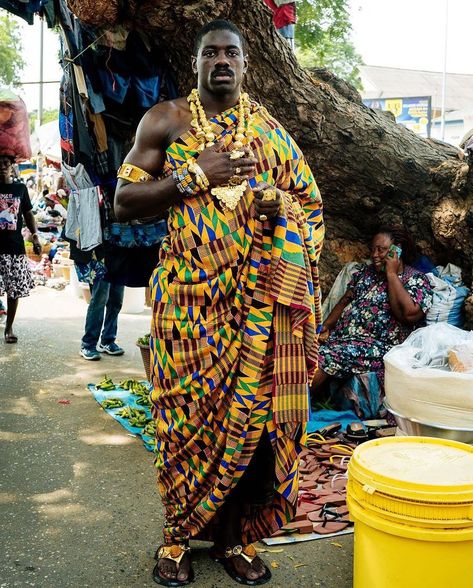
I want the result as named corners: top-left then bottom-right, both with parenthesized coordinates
top-left (360, 65), bottom-right (473, 146)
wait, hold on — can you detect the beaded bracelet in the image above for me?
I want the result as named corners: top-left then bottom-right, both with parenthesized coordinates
top-left (172, 166), bottom-right (197, 196)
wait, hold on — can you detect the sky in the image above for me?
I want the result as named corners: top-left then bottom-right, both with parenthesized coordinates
top-left (10, 0), bottom-right (473, 114)
top-left (348, 0), bottom-right (473, 74)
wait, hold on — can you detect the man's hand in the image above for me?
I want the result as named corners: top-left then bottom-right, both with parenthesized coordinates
top-left (251, 182), bottom-right (282, 221)
top-left (197, 144), bottom-right (257, 188)
top-left (32, 234), bottom-right (42, 256)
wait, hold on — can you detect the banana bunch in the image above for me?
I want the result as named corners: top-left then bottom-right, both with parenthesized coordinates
top-left (135, 394), bottom-right (151, 407)
top-left (117, 406), bottom-right (149, 428)
top-left (120, 379), bottom-right (149, 395)
top-left (101, 398), bottom-right (125, 409)
top-left (96, 376), bottom-right (115, 391)
top-left (143, 420), bottom-right (157, 437)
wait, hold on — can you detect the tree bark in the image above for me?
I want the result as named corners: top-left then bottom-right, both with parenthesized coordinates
top-left (74, 0), bottom-right (473, 325)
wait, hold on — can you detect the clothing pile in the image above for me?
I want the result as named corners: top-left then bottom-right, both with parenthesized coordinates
top-left (51, 0), bottom-right (175, 285)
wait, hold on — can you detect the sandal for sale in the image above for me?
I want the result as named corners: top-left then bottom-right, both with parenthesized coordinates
top-left (345, 422), bottom-right (368, 442)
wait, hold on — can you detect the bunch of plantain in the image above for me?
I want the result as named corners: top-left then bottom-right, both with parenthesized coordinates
top-left (135, 395), bottom-right (151, 407)
top-left (142, 420), bottom-right (157, 437)
top-left (120, 379), bottom-right (149, 395)
top-left (96, 376), bottom-right (115, 391)
top-left (101, 398), bottom-right (125, 409)
top-left (117, 406), bottom-right (149, 428)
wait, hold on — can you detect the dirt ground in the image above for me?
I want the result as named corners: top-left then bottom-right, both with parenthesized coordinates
top-left (1, 285), bottom-right (353, 588)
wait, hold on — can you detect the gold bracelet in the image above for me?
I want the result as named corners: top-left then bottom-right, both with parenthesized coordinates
top-left (117, 163), bottom-right (155, 183)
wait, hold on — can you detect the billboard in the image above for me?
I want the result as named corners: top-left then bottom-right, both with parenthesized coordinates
top-left (363, 96), bottom-right (432, 138)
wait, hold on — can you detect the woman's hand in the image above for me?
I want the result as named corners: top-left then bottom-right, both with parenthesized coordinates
top-left (318, 325), bottom-right (330, 342)
top-left (384, 248), bottom-right (401, 275)
top-left (251, 182), bottom-right (282, 221)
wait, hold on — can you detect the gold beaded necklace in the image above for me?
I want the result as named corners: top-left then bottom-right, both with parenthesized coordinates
top-left (187, 89), bottom-right (254, 211)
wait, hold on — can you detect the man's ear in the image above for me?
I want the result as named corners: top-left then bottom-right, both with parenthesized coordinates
top-left (243, 54), bottom-right (248, 74)
top-left (191, 56), bottom-right (198, 74)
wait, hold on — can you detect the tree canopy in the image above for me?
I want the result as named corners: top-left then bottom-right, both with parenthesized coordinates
top-left (0, 10), bottom-right (25, 87)
top-left (295, 0), bottom-right (363, 88)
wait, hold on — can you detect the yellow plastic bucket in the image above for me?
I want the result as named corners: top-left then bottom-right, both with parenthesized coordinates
top-left (347, 436), bottom-right (473, 588)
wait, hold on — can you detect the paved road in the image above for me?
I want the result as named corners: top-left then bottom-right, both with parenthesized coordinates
top-left (1, 286), bottom-right (353, 588)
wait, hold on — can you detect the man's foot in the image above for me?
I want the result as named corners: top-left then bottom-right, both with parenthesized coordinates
top-left (153, 545), bottom-right (194, 586)
top-left (212, 544), bottom-right (271, 585)
top-left (97, 342), bottom-right (125, 356)
top-left (80, 347), bottom-right (101, 361)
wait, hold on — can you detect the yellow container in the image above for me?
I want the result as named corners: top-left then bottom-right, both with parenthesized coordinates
top-left (347, 436), bottom-right (473, 588)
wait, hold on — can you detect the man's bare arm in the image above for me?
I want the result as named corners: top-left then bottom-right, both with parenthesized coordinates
top-left (114, 104), bottom-right (182, 222)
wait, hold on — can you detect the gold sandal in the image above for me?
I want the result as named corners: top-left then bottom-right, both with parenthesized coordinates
top-left (221, 544), bottom-right (272, 586)
top-left (153, 543), bottom-right (194, 587)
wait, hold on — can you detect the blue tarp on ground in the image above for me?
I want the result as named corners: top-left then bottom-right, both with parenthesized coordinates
top-left (90, 382), bottom-right (362, 448)
top-left (88, 383), bottom-right (155, 452)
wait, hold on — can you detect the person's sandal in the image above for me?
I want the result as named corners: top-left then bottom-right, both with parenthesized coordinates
top-left (220, 544), bottom-right (272, 586)
top-left (152, 544), bottom-right (194, 587)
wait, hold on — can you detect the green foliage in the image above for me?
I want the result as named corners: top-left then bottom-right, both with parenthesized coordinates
top-left (29, 108), bottom-right (59, 133)
top-left (295, 0), bottom-right (363, 89)
top-left (0, 10), bottom-right (25, 86)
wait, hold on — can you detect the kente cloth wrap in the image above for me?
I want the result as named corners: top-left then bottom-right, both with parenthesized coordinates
top-left (149, 100), bottom-right (324, 543)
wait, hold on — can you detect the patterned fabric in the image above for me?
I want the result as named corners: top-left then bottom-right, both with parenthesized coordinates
top-left (75, 256), bottom-right (107, 285)
top-left (319, 264), bottom-right (433, 378)
top-left (149, 100), bottom-right (324, 544)
top-left (0, 253), bottom-right (34, 299)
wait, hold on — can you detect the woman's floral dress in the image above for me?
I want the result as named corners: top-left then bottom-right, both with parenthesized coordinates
top-left (318, 264), bottom-right (433, 379)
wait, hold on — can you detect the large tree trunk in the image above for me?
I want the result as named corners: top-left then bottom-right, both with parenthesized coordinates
top-left (72, 0), bottom-right (473, 325)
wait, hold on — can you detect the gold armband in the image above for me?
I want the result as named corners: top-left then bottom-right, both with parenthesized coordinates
top-left (117, 163), bottom-right (155, 183)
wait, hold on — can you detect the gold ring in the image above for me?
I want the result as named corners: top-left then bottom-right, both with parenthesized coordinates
top-left (259, 214), bottom-right (268, 221)
top-left (262, 188), bottom-right (277, 202)
top-left (235, 167), bottom-right (241, 174)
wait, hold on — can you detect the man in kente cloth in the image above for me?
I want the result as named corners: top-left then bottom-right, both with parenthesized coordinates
top-left (115, 20), bottom-right (324, 587)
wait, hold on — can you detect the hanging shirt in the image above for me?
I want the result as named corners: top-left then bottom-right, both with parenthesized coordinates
top-left (0, 182), bottom-right (32, 255)
top-left (263, 0), bottom-right (296, 29)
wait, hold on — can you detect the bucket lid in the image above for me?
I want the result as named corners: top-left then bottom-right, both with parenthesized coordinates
top-left (349, 437), bottom-right (473, 503)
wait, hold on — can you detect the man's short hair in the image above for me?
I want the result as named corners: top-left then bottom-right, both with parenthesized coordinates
top-left (193, 20), bottom-right (246, 55)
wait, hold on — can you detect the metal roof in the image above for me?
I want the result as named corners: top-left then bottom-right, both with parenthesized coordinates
top-left (360, 65), bottom-right (473, 112)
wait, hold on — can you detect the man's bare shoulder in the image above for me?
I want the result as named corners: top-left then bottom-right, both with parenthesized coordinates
top-left (144, 97), bottom-right (190, 124)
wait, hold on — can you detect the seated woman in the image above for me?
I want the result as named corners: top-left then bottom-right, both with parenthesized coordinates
top-left (311, 225), bottom-right (433, 415)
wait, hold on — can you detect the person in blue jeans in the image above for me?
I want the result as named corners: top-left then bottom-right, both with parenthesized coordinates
top-left (68, 239), bottom-right (125, 360)
top-left (80, 276), bottom-right (125, 360)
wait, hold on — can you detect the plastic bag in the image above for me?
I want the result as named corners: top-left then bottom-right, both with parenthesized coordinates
top-left (448, 342), bottom-right (473, 373)
top-left (384, 323), bottom-right (473, 428)
top-left (0, 88), bottom-right (31, 161)
top-left (402, 322), bottom-right (473, 370)
top-left (425, 264), bottom-right (470, 327)
top-left (321, 261), bottom-right (364, 320)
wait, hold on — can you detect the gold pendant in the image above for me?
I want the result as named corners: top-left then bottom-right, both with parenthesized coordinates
top-left (211, 181), bottom-right (247, 211)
